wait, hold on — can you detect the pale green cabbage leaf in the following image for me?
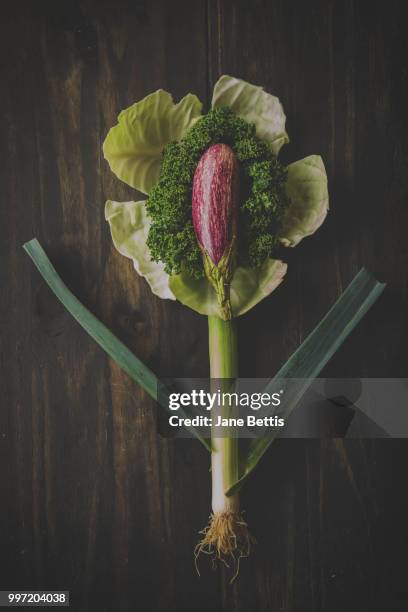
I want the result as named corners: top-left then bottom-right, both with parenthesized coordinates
top-left (105, 200), bottom-right (175, 300)
top-left (279, 155), bottom-right (329, 247)
top-left (212, 75), bottom-right (289, 155)
top-left (103, 90), bottom-right (202, 194)
top-left (169, 259), bottom-right (287, 318)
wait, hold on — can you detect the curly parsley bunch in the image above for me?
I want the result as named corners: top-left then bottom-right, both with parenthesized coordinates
top-left (145, 107), bottom-right (289, 279)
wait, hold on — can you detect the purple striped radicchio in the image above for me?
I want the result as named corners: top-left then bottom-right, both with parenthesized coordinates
top-left (192, 143), bottom-right (239, 319)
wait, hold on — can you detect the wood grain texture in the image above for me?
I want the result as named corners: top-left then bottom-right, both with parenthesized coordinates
top-left (1, 1), bottom-right (408, 610)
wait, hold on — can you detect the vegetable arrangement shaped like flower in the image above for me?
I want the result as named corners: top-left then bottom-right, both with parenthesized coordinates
top-left (103, 75), bottom-right (328, 574)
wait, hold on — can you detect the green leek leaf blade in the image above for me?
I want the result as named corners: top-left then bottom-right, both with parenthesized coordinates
top-left (227, 267), bottom-right (386, 496)
top-left (23, 238), bottom-right (211, 452)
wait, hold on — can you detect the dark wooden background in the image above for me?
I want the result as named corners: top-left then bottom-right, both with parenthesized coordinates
top-left (1, 1), bottom-right (408, 610)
